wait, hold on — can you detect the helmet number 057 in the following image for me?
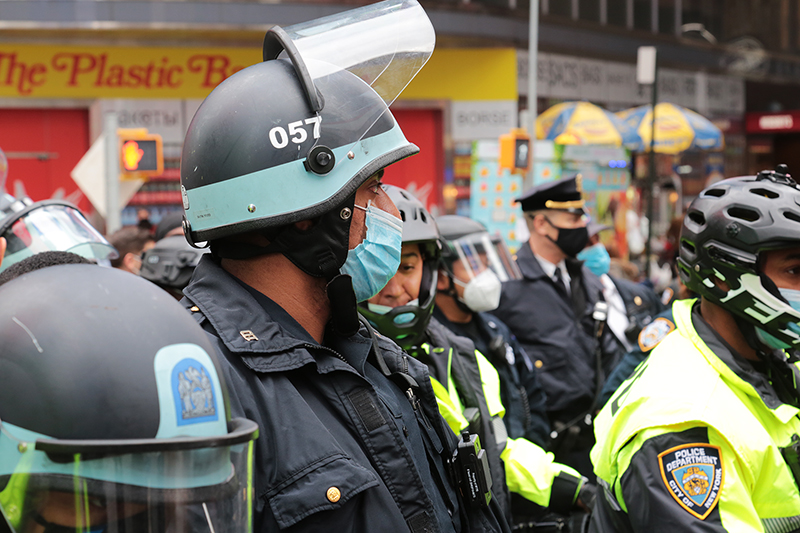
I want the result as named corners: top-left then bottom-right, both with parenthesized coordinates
top-left (269, 116), bottom-right (322, 149)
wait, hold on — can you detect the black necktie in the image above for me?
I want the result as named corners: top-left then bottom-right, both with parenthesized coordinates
top-left (553, 267), bottom-right (568, 296)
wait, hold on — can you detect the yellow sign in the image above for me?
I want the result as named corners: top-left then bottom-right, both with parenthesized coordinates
top-left (401, 48), bottom-right (517, 101)
top-left (0, 43), bottom-right (261, 98)
top-left (0, 44), bottom-right (518, 102)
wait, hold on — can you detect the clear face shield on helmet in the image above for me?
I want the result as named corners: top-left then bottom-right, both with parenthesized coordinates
top-left (446, 232), bottom-right (521, 313)
top-left (0, 417), bottom-right (258, 533)
top-left (264, 0), bottom-right (435, 170)
top-left (448, 232), bottom-right (521, 284)
top-left (0, 201), bottom-right (118, 273)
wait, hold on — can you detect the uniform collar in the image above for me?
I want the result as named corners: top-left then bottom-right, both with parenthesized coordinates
top-left (684, 301), bottom-right (800, 422)
top-left (183, 255), bottom-right (373, 375)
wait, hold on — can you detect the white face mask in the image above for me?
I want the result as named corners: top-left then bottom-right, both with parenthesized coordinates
top-left (366, 299), bottom-right (419, 324)
top-left (454, 269), bottom-right (502, 313)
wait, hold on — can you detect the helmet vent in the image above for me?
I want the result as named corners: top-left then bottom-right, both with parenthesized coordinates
top-left (399, 210), bottom-right (407, 222)
top-left (750, 188), bottom-right (780, 199)
top-left (420, 210), bottom-right (427, 223)
top-left (681, 239), bottom-right (696, 255)
top-left (727, 206), bottom-right (760, 222)
top-left (687, 211), bottom-right (706, 226)
top-left (703, 188), bottom-right (726, 198)
top-left (784, 210), bottom-right (800, 224)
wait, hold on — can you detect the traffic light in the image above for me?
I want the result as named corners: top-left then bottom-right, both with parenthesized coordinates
top-left (118, 129), bottom-right (163, 179)
top-left (499, 128), bottom-right (531, 175)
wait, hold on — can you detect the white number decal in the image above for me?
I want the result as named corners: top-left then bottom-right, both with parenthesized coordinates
top-left (269, 127), bottom-right (289, 149)
top-left (305, 116), bottom-right (322, 138)
top-left (269, 117), bottom-right (322, 149)
top-left (288, 121), bottom-right (307, 144)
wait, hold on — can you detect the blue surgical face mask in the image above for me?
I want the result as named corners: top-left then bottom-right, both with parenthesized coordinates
top-left (756, 287), bottom-right (800, 350)
top-left (340, 201), bottom-right (403, 302)
top-left (577, 242), bottom-right (611, 277)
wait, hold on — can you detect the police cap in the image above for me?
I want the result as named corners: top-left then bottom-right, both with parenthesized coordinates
top-left (516, 174), bottom-right (586, 213)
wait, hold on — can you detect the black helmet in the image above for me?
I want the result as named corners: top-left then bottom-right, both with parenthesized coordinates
top-left (140, 235), bottom-right (206, 298)
top-left (678, 165), bottom-right (800, 349)
top-left (0, 194), bottom-right (117, 273)
top-left (0, 264), bottom-right (258, 533)
top-left (180, 0), bottom-right (434, 281)
top-left (360, 185), bottom-right (440, 349)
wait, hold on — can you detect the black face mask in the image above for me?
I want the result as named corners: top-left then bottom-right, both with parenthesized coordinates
top-left (544, 217), bottom-right (589, 258)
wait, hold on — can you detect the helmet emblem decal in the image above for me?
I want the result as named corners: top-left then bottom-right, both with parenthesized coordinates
top-left (171, 358), bottom-right (218, 425)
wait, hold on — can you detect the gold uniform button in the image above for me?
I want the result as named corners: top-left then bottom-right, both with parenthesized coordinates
top-left (326, 487), bottom-right (341, 503)
top-left (534, 360), bottom-right (543, 369)
top-left (190, 306), bottom-right (200, 312)
top-left (634, 296), bottom-right (643, 306)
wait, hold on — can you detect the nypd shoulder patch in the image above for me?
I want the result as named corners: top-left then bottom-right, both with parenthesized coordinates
top-left (658, 443), bottom-right (723, 520)
top-left (638, 317), bottom-right (675, 352)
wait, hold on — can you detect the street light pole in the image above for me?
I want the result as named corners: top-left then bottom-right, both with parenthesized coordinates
top-left (645, 67), bottom-right (657, 279)
top-left (527, 0), bottom-right (539, 190)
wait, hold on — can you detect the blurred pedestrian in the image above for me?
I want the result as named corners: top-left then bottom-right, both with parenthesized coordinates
top-left (107, 226), bottom-right (154, 274)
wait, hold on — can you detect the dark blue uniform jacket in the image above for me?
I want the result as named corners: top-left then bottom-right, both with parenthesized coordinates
top-left (182, 256), bottom-right (506, 533)
top-left (492, 242), bottom-right (625, 425)
top-left (432, 308), bottom-right (550, 449)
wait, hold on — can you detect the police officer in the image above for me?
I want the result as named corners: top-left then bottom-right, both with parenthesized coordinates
top-left (577, 221), bottom-right (665, 354)
top-left (140, 235), bottom-right (206, 299)
top-left (433, 215), bottom-right (549, 449)
top-left (0, 191), bottom-right (117, 272)
top-left (591, 166), bottom-right (800, 531)
top-left (492, 175), bottom-right (626, 479)
top-left (363, 186), bottom-right (591, 529)
top-left (0, 264), bottom-right (259, 533)
top-left (178, 3), bottom-right (505, 532)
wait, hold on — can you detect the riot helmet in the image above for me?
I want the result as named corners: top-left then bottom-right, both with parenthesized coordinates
top-left (180, 0), bottom-right (435, 282)
top-left (437, 215), bottom-right (521, 313)
top-left (0, 195), bottom-right (117, 273)
top-left (0, 264), bottom-right (259, 533)
top-left (361, 185), bottom-right (440, 349)
top-left (140, 235), bottom-right (207, 299)
top-left (678, 165), bottom-right (800, 351)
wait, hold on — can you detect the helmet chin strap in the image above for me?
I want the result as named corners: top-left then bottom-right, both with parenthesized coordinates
top-left (444, 273), bottom-right (473, 315)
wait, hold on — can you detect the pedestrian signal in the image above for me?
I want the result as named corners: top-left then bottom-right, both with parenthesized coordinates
top-left (499, 128), bottom-right (531, 175)
top-left (118, 129), bottom-right (163, 179)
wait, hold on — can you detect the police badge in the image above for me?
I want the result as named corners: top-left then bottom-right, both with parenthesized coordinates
top-left (658, 443), bottom-right (723, 519)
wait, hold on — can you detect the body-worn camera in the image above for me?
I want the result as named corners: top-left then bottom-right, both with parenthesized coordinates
top-left (453, 430), bottom-right (492, 508)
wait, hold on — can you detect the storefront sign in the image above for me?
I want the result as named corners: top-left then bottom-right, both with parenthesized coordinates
top-left (519, 51), bottom-right (745, 116)
top-left (451, 100), bottom-right (518, 141)
top-left (0, 43), bottom-right (261, 98)
top-left (746, 111), bottom-right (800, 133)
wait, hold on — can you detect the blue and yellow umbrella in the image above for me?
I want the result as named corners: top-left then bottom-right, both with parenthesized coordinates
top-left (536, 101), bottom-right (642, 149)
top-left (617, 103), bottom-right (724, 154)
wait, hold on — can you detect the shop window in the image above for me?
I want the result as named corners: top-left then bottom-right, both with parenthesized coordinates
top-left (607, 0), bottom-right (628, 26)
top-left (579, 0), bottom-right (600, 21)
top-left (659, 0), bottom-right (677, 35)
top-left (550, 0), bottom-right (572, 17)
top-left (633, 0), bottom-right (653, 31)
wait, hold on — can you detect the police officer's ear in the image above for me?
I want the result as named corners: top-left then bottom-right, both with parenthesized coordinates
top-left (527, 211), bottom-right (550, 237)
